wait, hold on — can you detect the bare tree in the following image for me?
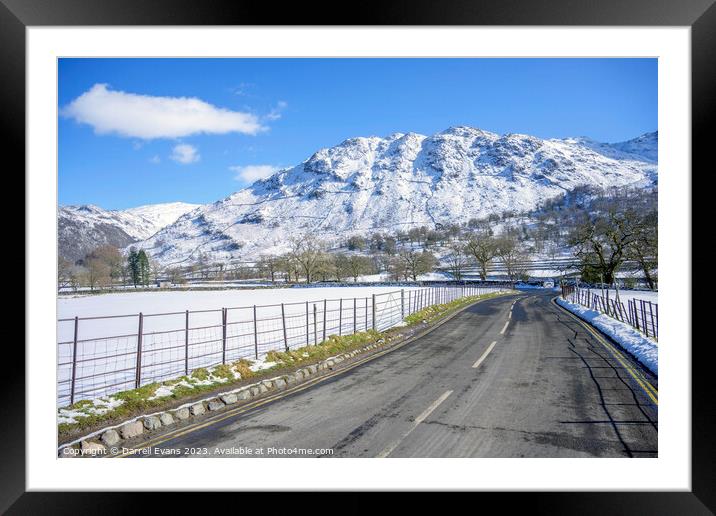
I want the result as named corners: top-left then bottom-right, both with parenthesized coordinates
top-left (627, 211), bottom-right (658, 290)
top-left (58, 257), bottom-right (74, 290)
top-left (92, 245), bottom-right (124, 288)
top-left (397, 249), bottom-right (437, 281)
top-left (342, 255), bottom-right (375, 282)
top-left (568, 201), bottom-right (641, 285)
top-left (257, 255), bottom-right (281, 283)
top-left (149, 257), bottom-right (163, 284)
top-left (314, 252), bottom-right (336, 282)
top-left (465, 233), bottom-right (497, 280)
top-left (495, 233), bottom-right (530, 282)
top-left (289, 236), bottom-right (325, 284)
top-left (444, 243), bottom-right (468, 280)
top-left (83, 256), bottom-right (111, 291)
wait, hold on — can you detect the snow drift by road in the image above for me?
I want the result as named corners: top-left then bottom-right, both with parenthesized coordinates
top-left (556, 297), bottom-right (658, 375)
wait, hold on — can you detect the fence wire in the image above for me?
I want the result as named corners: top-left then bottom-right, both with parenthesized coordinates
top-left (561, 286), bottom-right (658, 340)
top-left (57, 286), bottom-right (503, 406)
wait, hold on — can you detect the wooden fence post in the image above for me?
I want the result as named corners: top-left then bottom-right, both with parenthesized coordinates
top-left (70, 316), bottom-right (79, 405)
top-left (135, 312), bottom-right (143, 389)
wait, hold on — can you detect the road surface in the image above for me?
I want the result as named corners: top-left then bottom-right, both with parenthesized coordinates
top-left (133, 291), bottom-right (658, 458)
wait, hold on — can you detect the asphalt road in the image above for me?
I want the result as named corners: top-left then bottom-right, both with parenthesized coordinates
top-left (138, 290), bottom-right (658, 458)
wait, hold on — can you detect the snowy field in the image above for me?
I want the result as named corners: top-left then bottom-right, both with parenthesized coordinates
top-left (574, 288), bottom-right (658, 305)
top-left (58, 285), bottom-right (506, 406)
top-left (58, 286), bottom-right (434, 321)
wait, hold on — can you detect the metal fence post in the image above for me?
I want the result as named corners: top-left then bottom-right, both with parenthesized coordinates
top-left (221, 308), bottom-right (227, 364)
top-left (70, 316), bottom-right (79, 405)
top-left (185, 310), bottom-right (189, 375)
top-left (281, 303), bottom-right (289, 351)
top-left (401, 289), bottom-right (405, 319)
top-left (372, 294), bottom-right (377, 331)
top-left (648, 301), bottom-right (656, 339)
top-left (253, 305), bottom-right (258, 359)
top-left (353, 297), bottom-right (357, 334)
top-left (338, 298), bottom-right (343, 336)
top-left (322, 299), bottom-right (327, 342)
top-left (305, 301), bottom-right (309, 346)
top-left (365, 297), bottom-right (368, 331)
top-left (135, 312), bottom-right (143, 388)
top-left (313, 304), bottom-right (318, 345)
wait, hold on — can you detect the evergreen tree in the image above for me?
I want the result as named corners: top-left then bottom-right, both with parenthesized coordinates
top-left (137, 250), bottom-right (151, 286)
top-left (127, 247), bottom-right (140, 287)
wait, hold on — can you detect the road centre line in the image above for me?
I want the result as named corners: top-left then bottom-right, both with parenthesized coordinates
top-left (111, 294), bottom-right (516, 458)
top-left (376, 390), bottom-right (453, 458)
top-left (472, 341), bottom-right (497, 369)
top-left (500, 320), bottom-right (510, 334)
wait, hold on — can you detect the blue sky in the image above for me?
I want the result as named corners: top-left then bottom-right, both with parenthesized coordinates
top-left (58, 58), bottom-right (657, 209)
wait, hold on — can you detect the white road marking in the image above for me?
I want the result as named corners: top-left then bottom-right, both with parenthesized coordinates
top-left (376, 390), bottom-right (453, 458)
top-left (500, 320), bottom-right (510, 334)
top-left (472, 341), bottom-right (497, 369)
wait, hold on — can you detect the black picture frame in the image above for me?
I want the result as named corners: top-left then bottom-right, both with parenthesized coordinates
top-left (4, 0), bottom-right (710, 512)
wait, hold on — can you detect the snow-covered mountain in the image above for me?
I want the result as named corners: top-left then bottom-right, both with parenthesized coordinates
top-left (59, 202), bottom-right (199, 263)
top-left (136, 126), bottom-right (657, 265)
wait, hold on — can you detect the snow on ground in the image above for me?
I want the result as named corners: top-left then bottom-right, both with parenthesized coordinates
top-left (577, 288), bottom-right (658, 305)
top-left (58, 284), bottom-right (506, 406)
top-left (556, 297), bottom-right (658, 375)
top-left (58, 286), bottom-right (427, 322)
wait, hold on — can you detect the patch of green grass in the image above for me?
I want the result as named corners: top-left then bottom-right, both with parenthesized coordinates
top-left (404, 291), bottom-right (506, 326)
top-left (58, 291), bottom-right (511, 438)
top-left (211, 363), bottom-right (235, 380)
top-left (231, 359), bottom-right (255, 380)
top-left (190, 368), bottom-right (210, 381)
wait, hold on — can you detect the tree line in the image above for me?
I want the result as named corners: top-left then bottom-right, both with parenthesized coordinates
top-left (58, 246), bottom-right (161, 291)
top-left (58, 185), bottom-right (657, 291)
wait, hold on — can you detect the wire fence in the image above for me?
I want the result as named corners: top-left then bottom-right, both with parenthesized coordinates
top-left (561, 285), bottom-right (658, 341)
top-left (57, 286), bottom-right (505, 407)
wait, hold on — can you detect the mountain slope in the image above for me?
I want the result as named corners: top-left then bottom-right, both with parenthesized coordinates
top-left (137, 126), bottom-right (657, 265)
top-left (59, 202), bottom-right (199, 263)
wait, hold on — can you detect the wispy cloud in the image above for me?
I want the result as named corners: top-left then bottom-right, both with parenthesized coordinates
top-left (232, 82), bottom-right (256, 97)
top-left (149, 155), bottom-right (161, 164)
top-left (171, 144), bottom-right (200, 164)
top-left (230, 164), bottom-right (279, 182)
top-left (61, 84), bottom-right (265, 139)
top-left (265, 101), bottom-right (288, 121)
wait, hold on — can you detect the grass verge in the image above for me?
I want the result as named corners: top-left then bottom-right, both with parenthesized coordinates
top-left (58, 290), bottom-right (512, 439)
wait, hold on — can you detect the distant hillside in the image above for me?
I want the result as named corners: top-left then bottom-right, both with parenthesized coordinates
top-left (58, 202), bottom-right (199, 263)
top-left (135, 126), bottom-right (656, 265)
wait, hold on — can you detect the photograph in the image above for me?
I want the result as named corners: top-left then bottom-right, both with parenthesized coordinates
top-left (55, 57), bottom-right (659, 460)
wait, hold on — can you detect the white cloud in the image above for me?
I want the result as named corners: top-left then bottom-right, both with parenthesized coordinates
top-left (230, 164), bottom-right (279, 182)
top-left (149, 155), bottom-right (161, 164)
top-left (62, 83), bottom-right (265, 139)
top-left (265, 101), bottom-right (288, 121)
top-left (171, 144), bottom-right (200, 164)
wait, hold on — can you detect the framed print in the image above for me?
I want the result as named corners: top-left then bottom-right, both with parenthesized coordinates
top-left (5, 0), bottom-right (711, 511)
